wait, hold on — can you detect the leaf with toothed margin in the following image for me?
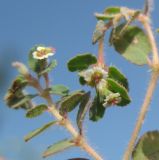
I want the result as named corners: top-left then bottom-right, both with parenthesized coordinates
top-left (67, 54), bottom-right (97, 72)
top-left (106, 78), bottom-right (131, 106)
top-left (24, 121), bottom-right (57, 142)
top-left (76, 92), bottom-right (91, 133)
top-left (48, 85), bottom-right (69, 96)
top-left (43, 139), bottom-right (74, 158)
top-left (26, 104), bottom-right (48, 118)
top-left (108, 66), bottom-right (129, 91)
top-left (59, 90), bottom-right (85, 115)
top-left (132, 130), bottom-right (159, 160)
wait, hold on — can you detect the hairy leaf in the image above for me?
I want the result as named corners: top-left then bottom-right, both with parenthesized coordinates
top-left (132, 130), bottom-right (159, 160)
top-left (49, 85), bottom-right (69, 96)
top-left (110, 23), bottom-right (151, 65)
top-left (108, 66), bottom-right (129, 90)
top-left (92, 20), bottom-right (105, 44)
top-left (43, 139), bottom-right (74, 158)
top-left (26, 104), bottom-right (48, 118)
top-left (89, 95), bottom-right (105, 122)
top-left (76, 92), bottom-right (91, 133)
top-left (67, 54), bottom-right (97, 72)
top-left (107, 78), bottom-right (131, 106)
top-left (24, 121), bottom-right (57, 142)
top-left (59, 90), bottom-right (85, 115)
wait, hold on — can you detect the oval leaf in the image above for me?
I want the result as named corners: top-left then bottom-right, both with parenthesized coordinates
top-left (43, 139), bottom-right (74, 158)
top-left (89, 95), bottom-right (105, 122)
top-left (26, 104), bottom-right (48, 118)
top-left (92, 20), bottom-right (105, 44)
top-left (67, 53), bottom-right (97, 72)
top-left (49, 85), bottom-right (69, 96)
top-left (76, 92), bottom-right (91, 133)
top-left (132, 131), bottom-right (159, 160)
top-left (59, 90), bottom-right (85, 115)
top-left (107, 78), bottom-right (131, 106)
top-left (108, 66), bottom-right (129, 90)
top-left (24, 121), bottom-right (57, 142)
top-left (110, 23), bottom-right (151, 65)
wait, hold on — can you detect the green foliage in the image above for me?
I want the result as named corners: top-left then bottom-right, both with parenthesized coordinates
top-left (39, 59), bottom-right (57, 75)
top-left (76, 92), bottom-right (91, 133)
top-left (89, 95), bottom-right (105, 122)
top-left (59, 90), bottom-right (85, 115)
top-left (95, 6), bottom-right (121, 21)
top-left (92, 20), bottom-right (105, 44)
top-left (49, 85), bottom-right (69, 96)
top-left (107, 78), bottom-right (131, 106)
top-left (24, 121), bottom-right (57, 142)
top-left (26, 104), bottom-right (48, 118)
top-left (79, 76), bottom-right (86, 85)
top-left (110, 23), bottom-right (151, 65)
top-left (108, 66), bottom-right (129, 90)
top-left (132, 131), bottom-right (159, 160)
top-left (43, 139), bottom-right (74, 158)
top-left (67, 53), bottom-right (97, 72)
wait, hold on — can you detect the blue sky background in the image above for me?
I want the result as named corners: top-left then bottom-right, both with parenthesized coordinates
top-left (0, 0), bottom-right (159, 160)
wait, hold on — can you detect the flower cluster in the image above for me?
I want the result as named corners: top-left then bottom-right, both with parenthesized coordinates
top-left (103, 93), bottom-right (121, 107)
top-left (79, 66), bottom-right (108, 93)
top-left (32, 46), bottom-right (55, 60)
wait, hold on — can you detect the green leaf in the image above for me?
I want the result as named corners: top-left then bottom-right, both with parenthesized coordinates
top-left (28, 46), bottom-right (47, 73)
top-left (43, 139), bottom-right (74, 158)
top-left (24, 121), bottom-right (57, 142)
top-left (76, 92), bottom-right (91, 133)
top-left (108, 66), bottom-right (129, 90)
top-left (110, 23), bottom-right (151, 65)
top-left (157, 28), bottom-right (159, 33)
top-left (95, 7), bottom-right (121, 21)
top-left (132, 131), bottom-right (159, 160)
top-left (107, 78), bottom-right (131, 106)
top-left (92, 20), bottom-right (105, 44)
top-left (89, 95), bottom-right (105, 122)
top-left (59, 90), bottom-right (85, 115)
top-left (39, 59), bottom-right (57, 75)
top-left (11, 94), bottom-right (37, 109)
top-left (26, 104), bottom-right (48, 118)
top-left (67, 53), bottom-right (97, 72)
top-left (79, 76), bottom-right (86, 85)
top-left (49, 85), bottom-right (69, 96)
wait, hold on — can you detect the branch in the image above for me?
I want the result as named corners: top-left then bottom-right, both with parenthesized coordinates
top-left (28, 75), bottom-right (103, 160)
top-left (123, 72), bottom-right (158, 160)
top-left (123, 12), bottom-right (159, 160)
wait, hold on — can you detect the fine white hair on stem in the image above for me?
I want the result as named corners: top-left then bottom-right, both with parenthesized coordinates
top-left (143, 0), bottom-right (154, 16)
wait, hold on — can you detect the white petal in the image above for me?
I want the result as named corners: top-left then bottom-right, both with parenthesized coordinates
top-left (37, 46), bottom-right (45, 51)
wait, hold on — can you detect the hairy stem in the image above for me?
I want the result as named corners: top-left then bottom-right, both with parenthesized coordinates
top-left (123, 72), bottom-right (158, 160)
top-left (47, 96), bottom-right (103, 160)
top-left (30, 76), bottom-right (103, 160)
top-left (97, 38), bottom-right (105, 66)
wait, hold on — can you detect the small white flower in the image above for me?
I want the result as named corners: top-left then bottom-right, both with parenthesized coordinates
top-left (78, 66), bottom-right (108, 86)
top-left (103, 92), bottom-right (121, 107)
top-left (96, 79), bottom-right (107, 92)
top-left (32, 46), bottom-right (55, 60)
